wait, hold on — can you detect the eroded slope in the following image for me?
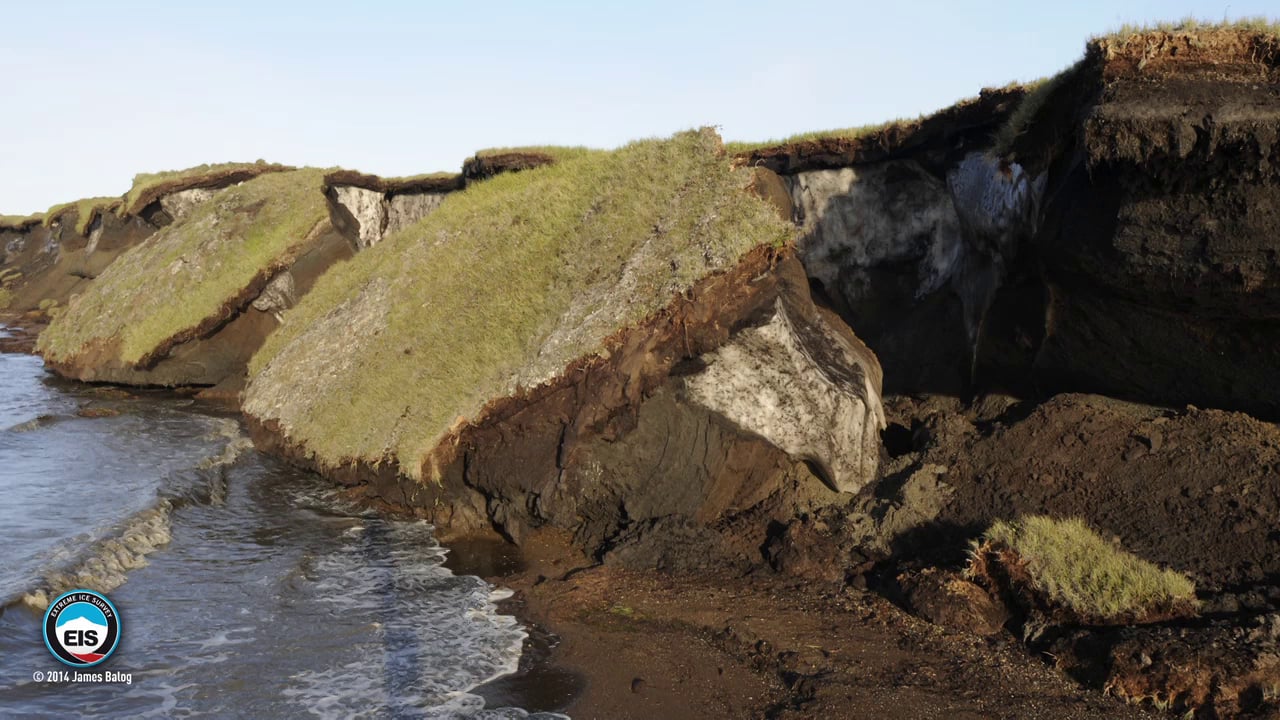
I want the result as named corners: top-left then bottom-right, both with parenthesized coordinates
top-left (38, 169), bottom-right (334, 384)
top-left (245, 130), bottom-right (794, 478)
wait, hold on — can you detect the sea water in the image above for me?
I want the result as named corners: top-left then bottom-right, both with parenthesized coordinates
top-left (0, 350), bottom-right (561, 718)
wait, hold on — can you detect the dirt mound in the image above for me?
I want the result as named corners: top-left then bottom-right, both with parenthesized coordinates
top-left (878, 393), bottom-right (1280, 591)
top-left (807, 390), bottom-right (1280, 718)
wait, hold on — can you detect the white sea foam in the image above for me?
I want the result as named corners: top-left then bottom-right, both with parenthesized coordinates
top-left (279, 519), bottom-right (556, 718)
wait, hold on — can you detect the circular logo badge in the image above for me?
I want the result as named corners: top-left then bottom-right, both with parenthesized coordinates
top-left (42, 589), bottom-right (121, 668)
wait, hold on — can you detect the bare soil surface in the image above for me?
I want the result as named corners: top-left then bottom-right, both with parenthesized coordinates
top-left (450, 388), bottom-right (1280, 719)
top-left (461, 530), bottom-right (1158, 720)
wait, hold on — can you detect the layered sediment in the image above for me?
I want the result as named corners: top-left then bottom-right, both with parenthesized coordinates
top-left (243, 131), bottom-right (885, 568)
top-left (5, 24), bottom-right (1280, 719)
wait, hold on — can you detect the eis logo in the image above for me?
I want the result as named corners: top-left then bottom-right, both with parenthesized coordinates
top-left (42, 590), bottom-right (121, 667)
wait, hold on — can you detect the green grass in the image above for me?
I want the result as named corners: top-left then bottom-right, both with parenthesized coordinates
top-left (44, 197), bottom-right (123, 235)
top-left (246, 129), bottom-right (793, 479)
top-left (119, 160), bottom-right (290, 217)
top-left (381, 171), bottom-right (458, 183)
top-left (472, 145), bottom-right (596, 160)
top-left (724, 118), bottom-right (913, 155)
top-left (0, 287), bottom-right (11, 310)
top-left (1103, 16), bottom-right (1280, 39)
top-left (979, 515), bottom-right (1196, 621)
top-left (0, 213), bottom-right (44, 231)
top-left (40, 169), bottom-right (328, 365)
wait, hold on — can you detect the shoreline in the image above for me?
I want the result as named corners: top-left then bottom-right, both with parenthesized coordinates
top-left (441, 530), bottom-right (1159, 720)
top-left (441, 536), bottom-right (584, 716)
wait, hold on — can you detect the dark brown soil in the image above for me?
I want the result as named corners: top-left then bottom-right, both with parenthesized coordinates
top-left (445, 388), bottom-right (1280, 719)
top-left (731, 86), bottom-right (1026, 176)
top-left (461, 529), bottom-right (1159, 720)
top-left (322, 169), bottom-right (464, 194)
top-left (857, 391), bottom-right (1280, 717)
top-left (461, 152), bottom-right (558, 183)
top-left (884, 393), bottom-right (1280, 590)
top-left (0, 312), bottom-right (46, 353)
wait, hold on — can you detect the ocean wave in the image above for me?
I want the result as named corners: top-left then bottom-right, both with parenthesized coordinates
top-left (11, 421), bottom-right (253, 611)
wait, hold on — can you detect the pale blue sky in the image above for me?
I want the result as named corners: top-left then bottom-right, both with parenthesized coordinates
top-left (1, 0), bottom-right (1273, 214)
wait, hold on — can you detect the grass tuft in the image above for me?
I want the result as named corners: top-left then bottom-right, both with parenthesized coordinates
top-left (471, 145), bottom-right (596, 161)
top-left (1102, 16), bottom-right (1280, 39)
top-left (724, 118), bottom-right (914, 155)
top-left (0, 213), bottom-right (45, 232)
top-left (978, 515), bottom-right (1196, 622)
top-left (323, 169), bottom-right (463, 194)
top-left (44, 197), bottom-right (124, 235)
top-left (246, 129), bottom-right (794, 479)
top-left (40, 169), bottom-right (328, 365)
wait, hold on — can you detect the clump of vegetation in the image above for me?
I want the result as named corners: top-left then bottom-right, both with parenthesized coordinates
top-left (971, 515), bottom-right (1197, 623)
top-left (1104, 16), bottom-right (1280, 39)
top-left (120, 160), bottom-right (292, 217)
top-left (724, 118), bottom-right (914, 155)
top-left (0, 268), bottom-right (20, 309)
top-left (44, 197), bottom-right (123, 235)
top-left (0, 213), bottom-right (44, 232)
top-left (40, 169), bottom-right (328, 366)
top-left (323, 169), bottom-right (463, 194)
top-left (471, 145), bottom-right (595, 161)
top-left (246, 129), bottom-right (794, 479)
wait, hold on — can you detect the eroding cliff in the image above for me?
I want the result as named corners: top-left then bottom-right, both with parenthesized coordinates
top-left (244, 130), bottom-right (884, 560)
top-left (0, 162), bottom-right (296, 349)
top-left (323, 171), bottom-right (463, 248)
top-left (1024, 28), bottom-right (1280, 416)
top-left (37, 169), bottom-right (350, 388)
